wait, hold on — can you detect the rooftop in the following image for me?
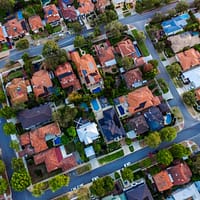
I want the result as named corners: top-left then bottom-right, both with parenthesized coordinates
top-left (123, 68), bottom-right (143, 89)
top-left (43, 4), bottom-right (60, 24)
top-left (6, 78), bottom-right (29, 105)
top-left (55, 62), bottom-right (81, 90)
top-left (28, 15), bottom-right (43, 32)
top-left (78, 0), bottom-right (94, 14)
top-left (176, 48), bottom-right (200, 71)
top-left (0, 26), bottom-right (6, 42)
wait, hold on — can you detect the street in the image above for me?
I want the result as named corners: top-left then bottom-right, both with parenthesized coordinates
top-left (0, 0), bottom-right (199, 199)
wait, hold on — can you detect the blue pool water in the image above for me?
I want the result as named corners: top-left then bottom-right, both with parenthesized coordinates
top-left (54, 136), bottom-right (61, 145)
top-left (91, 99), bottom-right (100, 111)
top-left (134, 44), bottom-right (141, 57)
top-left (118, 105), bottom-right (125, 115)
top-left (165, 113), bottom-right (172, 125)
top-left (17, 11), bottom-right (24, 20)
top-left (92, 87), bottom-right (101, 94)
top-left (80, 102), bottom-right (89, 111)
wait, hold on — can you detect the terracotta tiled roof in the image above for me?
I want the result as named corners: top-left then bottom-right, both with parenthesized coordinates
top-left (95, 0), bottom-right (110, 10)
top-left (135, 57), bottom-right (145, 67)
top-left (94, 43), bottom-right (116, 67)
top-left (31, 70), bottom-right (53, 97)
top-left (116, 39), bottom-right (136, 58)
top-left (71, 52), bottom-right (102, 86)
top-left (0, 26), bottom-right (6, 42)
top-left (6, 78), bottom-right (29, 105)
top-left (124, 68), bottom-right (143, 88)
top-left (195, 88), bottom-right (200, 101)
top-left (153, 171), bottom-right (173, 192)
top-left (176, 48), bottom-right (200, 71)
top-left (119, 86), bottom-right (160, 115)
top-left (43, 4), bottom-right (60, 24)
top-left (55, 62), bottom-right (81, 90)
top-left (78, 0), bottom-right (94, 14)
top-left (58, 0), bottom-right (77, 20)
top-left (34, 147), bottom-right (77, 172)
top-left (5, 18), bottom-right (24, 38)
top-left (19, 133), bottom-right (30, 146)
top-left (28, 15), bottom-right (43, 32)
top-left (30, 122), bottom-right (61, 153)
top-left (167, 163), bottom-right (192, 186)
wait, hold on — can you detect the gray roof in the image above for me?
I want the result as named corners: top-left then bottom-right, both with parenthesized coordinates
top-left (125, 183), bottom-right (154, 200)
top-left (17, 104), bottom-right (52, 129)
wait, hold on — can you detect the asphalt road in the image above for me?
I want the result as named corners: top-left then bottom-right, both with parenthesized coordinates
top-left (0, 0), bottom-right (198, 199)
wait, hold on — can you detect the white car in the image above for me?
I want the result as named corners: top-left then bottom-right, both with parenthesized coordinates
top-left (124, 162), bottom-right (131, 168)
top-left (92, 176), bottom-right (99, 182)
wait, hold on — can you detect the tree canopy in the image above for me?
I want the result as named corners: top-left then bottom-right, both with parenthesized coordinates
top-left (3, 122), bottom-right (16, 135)
top-left (156, 149), bottom-right (173, 166)
top-left (16, 39), bottom-right (29, 50)
top-left (11, 158), bottom-right (25, 172)
top-left (67, 126), bottom-right (76, 137)
top-left (0, 160), bottom-right (5, 174)
top-left (48, 174), bottom-right (70, 192)
top-left (118, 56), bottom-right (134, 71)
top-left (0, 106), bottom-right (16, 119)
top-left (175, 1), bottom-right (189, 13)
top-left (68, 91), bottom-right (82, 103)
top-left (182, 90), bottom-right (196, 106)
top-left (74, 35), bottom-right (87, 48)
top-left (166, 63), bottom-right (182, 78)
top-left (121, 168), bottom-right (134, 182)
top-left (90, 176), bottom-right (114, 197)
top-left (170, 143), bottom-right (191, 159)
top-left (159, 127), bottom-right (177, 142)
top-left (0, 178), bottom-right (8, 195)
top-left (0, 91), bottom-right (6, 103)
top-left (144, 132), bottom-right (161, 148)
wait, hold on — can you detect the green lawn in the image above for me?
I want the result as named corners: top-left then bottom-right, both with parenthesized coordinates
top-left (53, 25), bottom-right (62, 33)
top-left (8, 70), bottom-right (23, 80)
top-left (76, 164), bottom-right (91, 175)
top-left (98, 149), bottom-right (124, 164)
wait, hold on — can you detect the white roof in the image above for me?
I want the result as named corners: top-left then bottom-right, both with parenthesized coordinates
top-left (105, 59), bottom-right (117, 67)
top-left (77, 122), bottom-right (99, 145)
top-left (172, 184), bottom-right (200, 200)
top-left (84, 146), bottom-right (95, 158)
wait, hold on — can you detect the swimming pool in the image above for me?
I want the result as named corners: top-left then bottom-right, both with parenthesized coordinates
top-left (118, 105), bottom-right (125, 115)
top-left (134, 44), bottom-right (142, 57)
top-left (92, 87), bottom-right (101, 94)
top-left (53, 136), bottom-right (61, 146)
top-left (165, 113), bottom-right (172, 125)
top-left (91, 99), bottom-right (100, 111)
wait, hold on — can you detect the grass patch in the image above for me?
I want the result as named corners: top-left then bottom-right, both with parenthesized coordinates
top-left (171, 106), bottom-right (183, 123)
top-left (53, 25), bottom-right (62, 33)
top-left (76, 163), bottom-right (91, 175)
top-left (157, 78), bottom-right (169, 94)
top-left (107, 141), bottom-right (121, 152)
top-left (7, 70), bottom-right (23, 80)
top-left (128, 163), bottom-right (140, 171)
top-left (129, 145), bottom-right (134, 152)
top-left (147, 165), bottom-right (161, 175)
top-left (98, 149), bottom-right (124, 164)
top-left (172, 77), bottom-right (183, 88)
top-left (139, 158), bottom-right (152, 168)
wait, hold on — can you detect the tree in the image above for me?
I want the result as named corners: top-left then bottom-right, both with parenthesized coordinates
top-left (0, 106), bottom-right (16, 119)
top-left (125, 138), bottom-right (132, 146)
top-left (42, 40), bottom-right (67, 69)
top-left (69, 22), bottom-right (82, 34)
top-left (143, 60), bottom-right (159, 79)
top-left (48, 174), bottom-right (70, 192)
top-left (151, 12), bottom-right (164, 24)
top-left (32, 182), bottom-right (47, 197)
top-left (170, 143), bottom-right (191, 159)
top-left (93, 26), bottom-right (101, 37)
top-left (167, 9), bottom-right (177, 18)
top-left (175, 1), bottom-right (189, 13)
top-left (103, 176), bottom-right (115, 192)
top-left (159, 127), bottom-right (177, 142)
top-left (156, 149), bottom-right (173, 166)
top-left (121, 168), bottom-right (134, 182)
top-left (11, 171), bottom-right (31, 191)
top-left (0, 160), bottom-right (5, 174)
top-left (0, 91), bottom-right (6, 103)
top-left (166, 63), bottom-right (182, 78)
top-left (0, 0), bottom-right (15, 13)
top-left (11, 158), bottom-right (25, 172)
top-left (10, 140), bottom-right (20, 152)
top-left (45, 24), bottom-right (53, 34)
top-left (155, 41), bottom-right (165, 53)
top-left (93, 143), bottom-right (101, 154)
top-left (53, 106), bottom-right (78, 128)
top-left (105, 10), bottom-right (118, 22)
top-left (3, 122), bottom-right (16, 135)
top-left (0, 178), bottom-right (8, 195)
top-left (118, 56), bottom-right (134, 71)
top-left (68, 91), bottom-right (82, 103)
top-left (191, 154), bottom-right (200, 175)
top-left (144, 132), bottom-right (161, 148)
top-left (134, 30), bottom-right (146, 41)
top-left (67, 126), bottom-right (76, 137)
top-left (182, 90), bottom-right (196, 106)
top-left (16, 39), bottom-right (29, 50)
top-left (194, 0), bottom-right (200, 10)
top-left (74, 35), bottom-right (87, 48)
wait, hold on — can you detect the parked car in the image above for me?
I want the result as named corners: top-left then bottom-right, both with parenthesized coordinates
top-left (124, 162), bottom-right (131, 168)
top-left (92, 176), bottom-right (99, 182)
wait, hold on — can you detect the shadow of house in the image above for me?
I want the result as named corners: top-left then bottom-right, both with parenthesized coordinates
top-left (99, 108), bottom-right (125, 142)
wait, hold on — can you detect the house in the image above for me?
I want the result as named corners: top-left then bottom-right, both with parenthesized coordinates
top-left (70, 52), bottom-right (103, 92)
top-left (176, 48), bottom-right (200, 71)
top-left (0, 25), bottom-right (7, 43)
top-left (19, 122), bottom-right (61, 153)
top-left (94, 42), bottom-right (116, 68)
top-left (77, 122), bottom-right (99, 145)
top-left (123, 68), bottom-right (143, 89)
top-left (55, 62), bottom-right (81, 90)
top-left (127, 115), bottom-right (149, 135)
top-left (94, 0), bottom-right (110, 11)
top-left (118, 86), bottom-right (161, 115)
top-left (43, 4), bottom-right (60, 26)
top-left (5, 18), bottom-right (25, 39)
top-left (161, 13), bottom-right (190, 36)
top-left (112, 0), bottom-right (135, 14)
top-left (17, 104), bottom-right (52, 129)
top-left (84, 146), bottom-right (95, 159)
top-left (34, 146), bottom-right (77, 172)
top-left (78, 0), bottom-right (95, 15)
top-left (125, 182), bottom-right (154, 200)
top-left (58, 0), bottom-right (77, 21)
top-left (153, 163), bottom-right (192, 192)
top-left (158, 102), bottom-right (170, 114)
top-left (169, 183), bottom-right (200, 200)
top-left (144, 106), bottom-right (164, 131)
top-left (167, 32), bottom-right (200, 53)
top-left (167, 163), bottom-right (192, 186)
top-left (99, 108), bottom-right (126, 142)
top-left (6, 78), bottom-right (31, 105)
top-left (28, 15), bottom-right (44, 33)
top-left (31, 70), bottom-right (53, 98)
top-left (153, 170), bottom-right (173, 192)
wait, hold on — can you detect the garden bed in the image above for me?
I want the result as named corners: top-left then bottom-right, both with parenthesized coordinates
top-left (76, 163), bottom-right (91, 175)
